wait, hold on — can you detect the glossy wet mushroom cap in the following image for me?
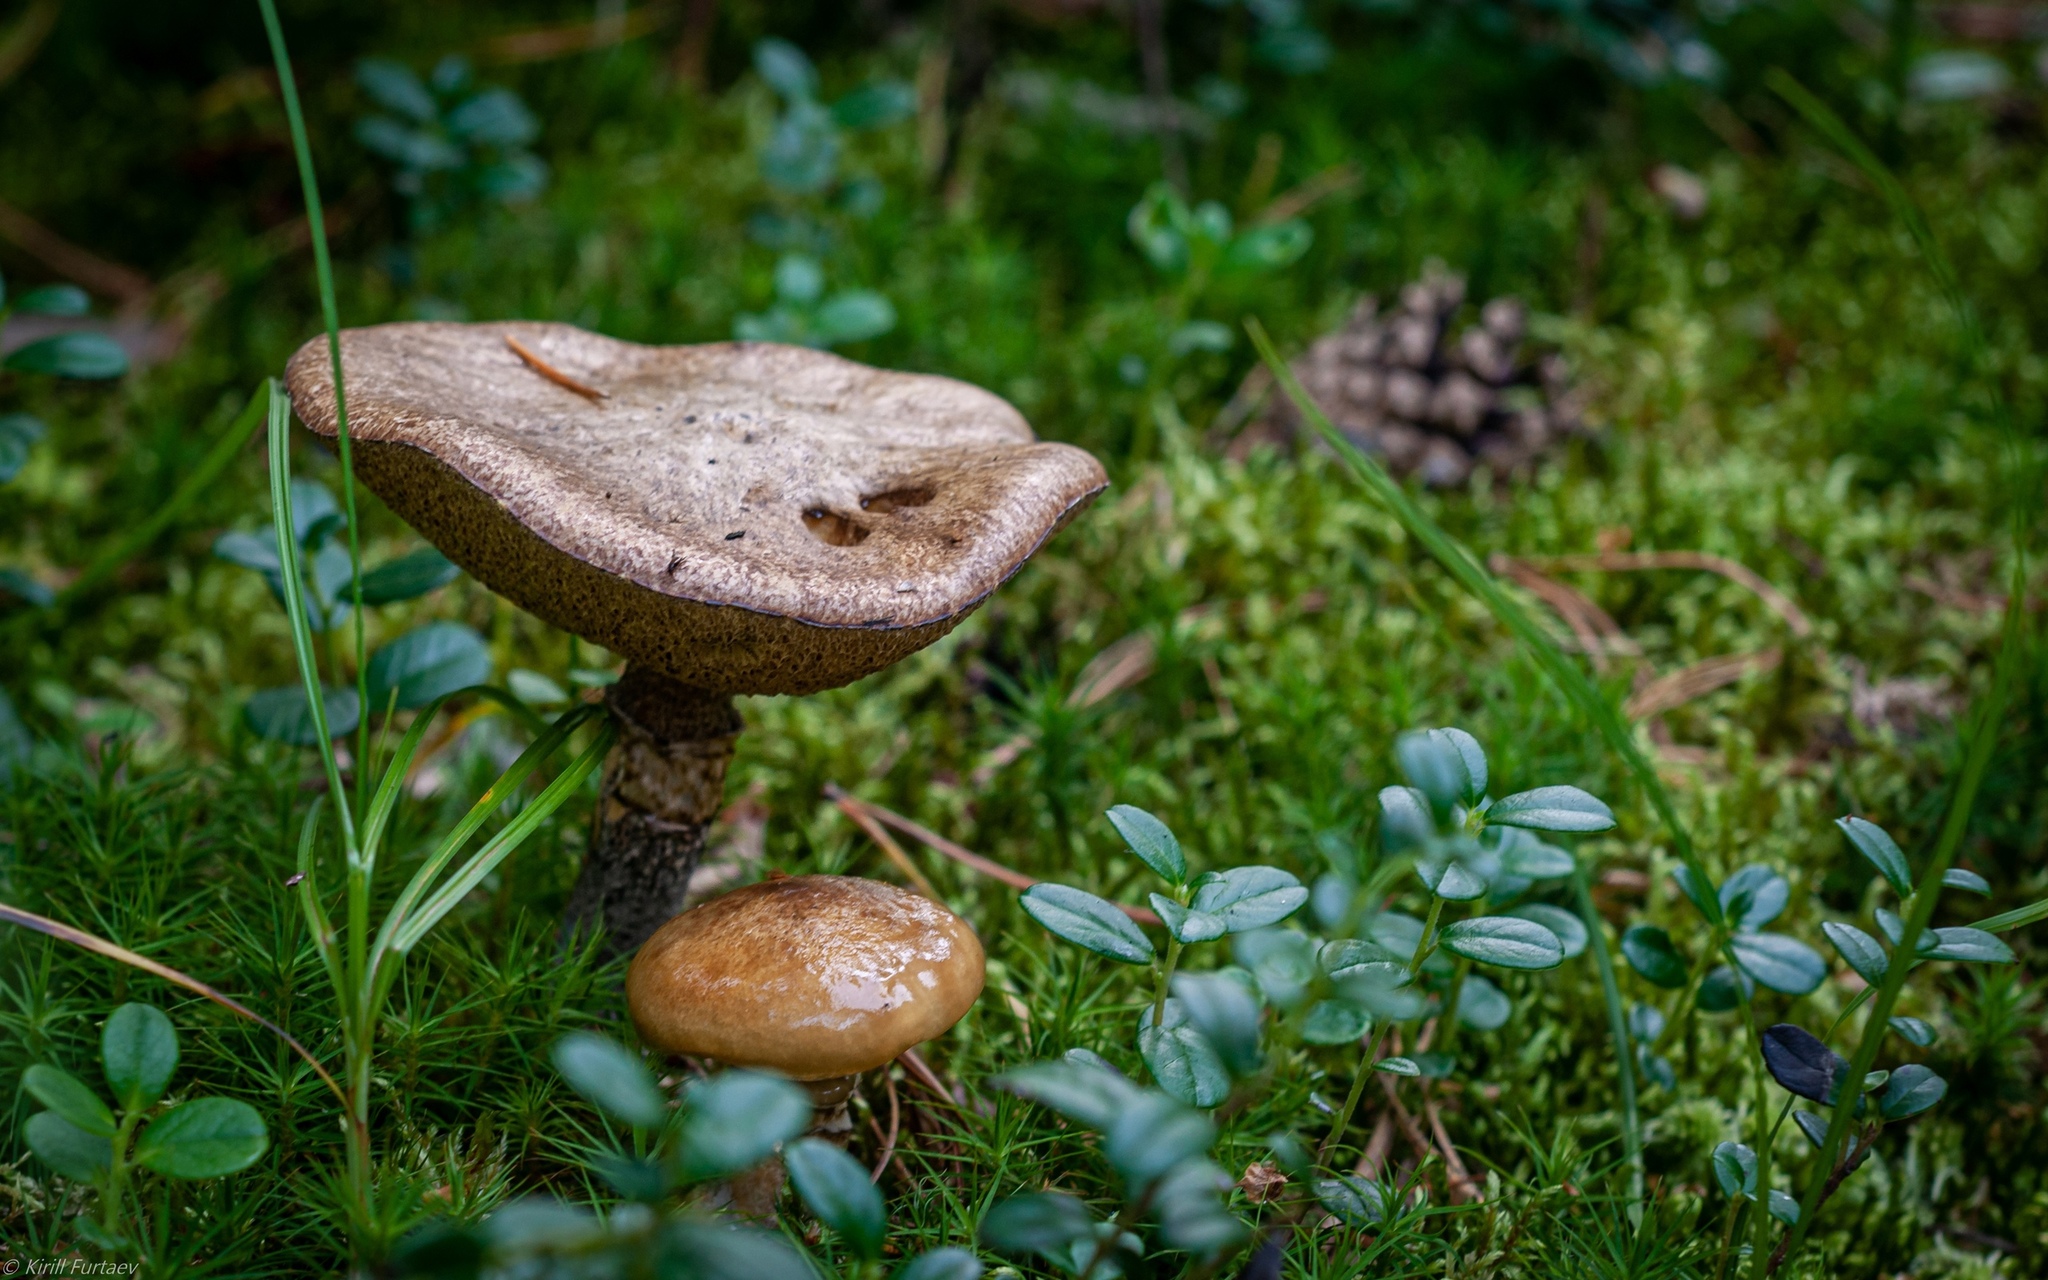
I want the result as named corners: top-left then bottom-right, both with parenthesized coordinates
top-left (283, 322), bottom-right (1107, 695)
top-left (625, 875), bottom-right (985, 1080)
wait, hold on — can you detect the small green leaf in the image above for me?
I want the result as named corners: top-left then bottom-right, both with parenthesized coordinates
top-left (3, 332), bottom-right (129, 379)
top-left (979, 1193), bottom-right (1096, 1261)
top-left (831, 80), bottom-right (917, 129)
top-left (1139, 999), bottom-right (1231, 1107)
top-left (1319, 938), bottom-right (1406, 981)
top-left (993, 1056), bottom-right (1141, 1130)
top-left (1457, 973), bottom-right (1511, 1031)
top-left (357, 547), bottom-right (460, 604)
top-left (1791, 1109), bottom-right (1829, 1149)
top-left (1889, 1015), bottom-right (1937, 1047)
top-left (1720, 865), bottom-right (1790, 930)
top-left (1486, 785), bottom-right (1615, 833)
top-left (1300, 999), bottom-right (1370, 1044)
top-left (103, 1003), bottom-right (179, 1110)
top-left (1171, 971), bottom-right (1263, 1076)
top-left (675, 1070), bottom-right (812, 1180)
top-left (17, 284), bottom-right (91, 316)
top-left (1879, 1064), bottom-right (1947, 1119)
top-left (786, 1137), bottom-right (886, 1259)
top-left (1712, 1141), bottom-right (1756, 1199)
top-left (1627, 1002), bottom-right (1666, 1043)
top-left (1187, 866), bottom-right (1309, 932)
top-left (244, 684), bottom-right (361, 746)
top-left (1697, 964), bottom-right (1751, 1012)
top-left (1149, 895), bottom-right (1226, 944)
top-left (1505, 903), bottom-right (1588, 958)
top-left (1837, 817), bottom-right (1911, 896)
top-left (1494, 830), bottom-right (1575, 880)
top-left (1104, 1092), bottom-right (1214, 1192)
top-left (1396, 729), bottom-right (1469, 815)
top-left (1417, 856), bottom-right (1490, 901)
top-left (25, 1111), bottom-right (112, 1180)
top-left (1314, 1174), bottom-right (1384, 1225)
top-left (0, 412), bottom-right (46, 484)
top-left (753, 37), bottom-right (820, 100)
top-left (1876, 907), bottom-right (1906, 947)
top-left (893, 1247), bottom-right (984, 1280)
top-left (1822, 922), bottom-right (1888, 986)
top-left (1412, 1051), bottom-right (1456, 1078)
top-left (1921, 926), bottom-right (2014, 963)
top-left (1108, 804), bottom-right (1186, 883)
top-left (1439, 916), bottom-right (1564, 971)
top-left (1020, 883), bottom-right (1154, 964)
top-left (22, 1065), bottom-right (115, 1136)
top-left (1378, 785), bottom-right (1434, 851)
top-left (1767, 1190), bottom-right (1801, 1225)
top-left (133, 1097), bottom-right (268, 1178)
top-left (1730, 932), bottom-right (1827, 995)
top-left (1671, 865), bottom-right (1718, 919)
top-left (1375, 1056), bottom-right (1420, 1076)
top-left (1621, 925), bottom-right (1688, 988)
top-left (1942, 868), bottom-right (1991, 895)
top-left (366, 622), bottom-right (491, 710)
top-left (814, 291), bottom-right (897, 346)
top-left (550, 1033), bottom-right (666, 1129)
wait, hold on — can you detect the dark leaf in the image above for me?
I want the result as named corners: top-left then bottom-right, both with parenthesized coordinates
top-left (25, 1111), bottom-right (111, 1180)
top-left (1104, 1092), bottom-right (1214, 1192)
top-left (1439, 916), bottom-right (1564, 971)
top-left (1880, 1064), bottom-right (1947, 1119)
top-left (1171, 971), bottom-right (1264, 1075)
top-left (1457, 973), bottom-right (1510, 1031)
top-left (1720, 864), bottom-right (1790, 930)
top-left (1761, 1024), bottom-right (1846, 1103)
top-left (1108, 804), bottom-right (1186, 883)
top-left (1150, 896), bottom-right (1226, 944)
top-left (0, 412), bottom-right (45, 483)
top-left (1139, 999), bottom-right (1232, 1107)
top-left (1486, 785), bottom-right (1615, 833)
top-left (1300, 999), bottom-right (1370, 1044)
top-left (1712, 1141), bottom-right (1756, 1199)
top-left (1021, 883), bottom-right (1154, 964)
top-left (1697, 964), bottom-right (1750, 1012)
top-left (1505, 903), bottom-right (1588, 957)
top-left (357, 547), bottom-right (460, 604)
top-left (366, 622), bottom-right (491, 710)
top-left (1188, 866), bottom-right (1309, 932)
top-left (786, 1137), bottom-right (886, 1259)
top-left (675, 1071), bottom-right (811, 1180)
top-left (994, 1056), bottom-right (1140, 1131)
top-left (1921, 926), bottom-right (2014, 963)
top-left (1620, 926), bottom-right (1688, 988)
top-left (1837, 817), bottom-right (1911, 896)
top-left (102, 1003), bottom-right (179, 1110)
top-left (1792, 1110), bottom-right (1829, 1148)
top-left (1729, 932), bottom-right (1827, 995)
top-left (893, 1248), bottom-right (984, 1280)
top-left (244, 684), bottom-right (360, 746)
top-left (550, 1034), bottom-right (666, 1129)
top-left (1314, 1174), bottom-right (1384, 1225)
top-left (133, 1097), bottom-right (268, 1178)
top-left (1943, 868), bottom-right (1991, 895)
top-left (978, 1193), bottom-right (1094, 1257)
top-left (1889, 1015), bottom-right (1936, 1047)
top-left (22, 1065), bottom-right (114, 1136)
top-left (16, 284), bottom-right (91, 316)
top-left (1823, 922), bottom-right (1888, 986)
top-left (3, 332), bottom-right (128, 379)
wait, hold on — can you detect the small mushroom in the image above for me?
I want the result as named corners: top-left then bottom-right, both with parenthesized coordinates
top-left (627, 873), bottom-right (985, 1099)
top-left (285, 323), bottom-right (1105, 956)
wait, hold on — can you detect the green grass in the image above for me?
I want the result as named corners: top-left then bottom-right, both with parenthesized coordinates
top-left (4, 8), bottom-right (2048, 1277)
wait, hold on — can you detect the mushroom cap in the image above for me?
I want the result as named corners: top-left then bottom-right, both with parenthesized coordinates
top-left (284, 322), bottom-right (1106, 695)
top-left (625, 875), bottom-right (985, 1080)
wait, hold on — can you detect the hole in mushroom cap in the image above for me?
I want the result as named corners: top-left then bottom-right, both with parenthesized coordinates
top-left (859, 487), bottom-right (935, 514)
top-left (802, 508), bottom-right (870, 546)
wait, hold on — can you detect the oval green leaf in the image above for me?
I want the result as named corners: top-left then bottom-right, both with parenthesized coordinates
top-left (786, 1137), bottom-right (886, 1259)
top-left (103, 1003), bottom-right (179, 1111)
top-left (1485, 785), bottom-right (1616, 833)
top-left (1712, 1141), bottom-right (1756, 1199)
top-left (244, 684), bottom-right (361, 746)
top-left (357, 547), bottom-right (460, 604)
top-left (1300, 999), bottom-right (1370, 1045)
top-left (1139, 1000), bottom-right (1231, 1107)
top-left (133, 1097), bottom-right (268, 1178)
top-left (25, 1111), bottom-right (112, 1180)
top-left (1729, 932), bottom-right (1827, 995)
top-left (550, 1033), bottom-right (666, 1129)
top-left (1822, 922), bottom-right (1888, 987)
top-left (1621, 925), bottom-right (1688, 989)
top-left (1021, 883), bottom-right (1154, 964)
top-left (1456, 973), bottom-right (1511, 1031)
top-left (1888, 1015), bottom-right (1936, 1047)
top-left (367, 622), bottom-right (491, 710)
top-left (1879, 1064), bottom-right (1948, 1119)
top-left (23, 1064), bottom-right (115, 1137)
top-left (1439, 916), bottom-right (1564, 971)
top-left (1150, 895), bottom-right (1226, 945)
top-left (1108, 804), bottom-right (1186, 883)
top-left (3, 332), bottom-right (129, 379)
top-left (1188, 866), bottom-right (1309, 932)
top-left (676, 1070), bottom-right (812, 1180)
top-left (1837, 816), bottom-right (1911, 896)
top-left (1922, 926), bottom-right (2014, 964)
top-left (1505, 903), bottom-right (1588, 958)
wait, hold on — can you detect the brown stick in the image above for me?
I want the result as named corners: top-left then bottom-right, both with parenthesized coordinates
top-left (871, 1068), bottom-right (903, 1184)
top-left (1519, 551), bottom-right (1813, 638)
top-left (1622, 648), bottom-right (1782, 720)
top-left (897, 1047), bottom-right (955, 1105)
top-left (827, 788), bottom-right (942, 900)
top-left (1490, 555), bottom-right (1638, 674)
top-left (505, 334), bottom-right (610, 400)
top-left (825, 787), bottom-right (1163, 927)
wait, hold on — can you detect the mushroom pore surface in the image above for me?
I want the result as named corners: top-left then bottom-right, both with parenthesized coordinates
top-left (284, 322), bottom-right (1106, 695)
top-left (626, 875), bottom-right (985, 1080)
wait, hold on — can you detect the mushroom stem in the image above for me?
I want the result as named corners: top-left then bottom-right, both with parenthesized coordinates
top-left (565, 665), bottom-right (741, 958)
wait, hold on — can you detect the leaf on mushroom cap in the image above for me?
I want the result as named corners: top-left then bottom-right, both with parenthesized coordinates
top-left (284, 322), bottom-right (1107, 696)
top-left (625, 875), bottom-right (986, 1080)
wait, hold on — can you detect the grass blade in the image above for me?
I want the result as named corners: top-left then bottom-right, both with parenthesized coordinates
top-left (0, 900), bottom-right (344, 1106)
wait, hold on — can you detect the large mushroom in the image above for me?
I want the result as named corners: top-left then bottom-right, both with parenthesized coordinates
top-left (285, 322), bottom-right (1105, 956)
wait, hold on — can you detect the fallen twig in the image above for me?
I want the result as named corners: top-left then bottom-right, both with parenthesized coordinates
top-left (505, 334), bottom-right (610, 400)
top-left (1490, 555), bottom-right (1640, 674)
top-left (1622, 648), bottom-right (1783, 720)
top-left (827, 787), bottom-right (942, 900)
top-left (870, 1068), bottom-right (903, 1184)
top-left (1518, 550), bottom-right (1813, 638)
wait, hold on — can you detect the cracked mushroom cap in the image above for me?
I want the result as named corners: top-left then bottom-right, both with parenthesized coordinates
top-left (284, 322), bottom-right (1106, 695)
top-left (625, 875), bottom-right (985, 1080)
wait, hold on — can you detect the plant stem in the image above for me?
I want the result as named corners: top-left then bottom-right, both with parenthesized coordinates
top-left (104, 1109), bottom-right (142, 1246)
top-left (1152, 935), bottom-right (1183, 1028)
top-left (1572, 866), bottom-right (1642, 1205)
top-left (1319, 893), bottom-right (1444, 1162)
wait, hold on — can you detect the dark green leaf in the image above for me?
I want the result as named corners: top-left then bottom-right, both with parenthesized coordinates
top-left (1922, 926), bottom-right (2014, 963)
top-left (17, 284), bottom-right (90, 316)
top-left (1486, 785), bottom-right (1615, 833)
top-left (1171, 971), bottom-right (1263, 1076)
top-left (4, 332), bottom-right (128, 379)
top-left (592, 1153), bottom-right (666, 1201)
top-left (1837, 817), bottom-right (1911, 896)
top-left (1107, 804), bottom-right (1186, 883)
top-left (1139, 999), bottom-right (1231, 1107)
top-left (23, 1065), bottom-right (114, 1136)
top-left (133, 1097), bottom-right (268, 1178)
top-left (1671, 865), bottom-right (1718, 919)
top-left (754, 38), bottom-right (819, 99)
top-left (1495, 829), bottom-right (1575, 880)
top-left (1235, 927), bottom-right (1315, 1006)
top-left (25, 1111), bottom-right (111, 1180)
top-left (1627, 1002), bottom-right (1665, 1043)
top-left (550, 1034), bottom-right (666, 1129)
top-left (1104, 1092), bottom-right (1213, 1192)
top-left (446, 89), bottom-right (537, 147)
top-left (1720, 864), bottom-right (1790, 930)
top-left (1889, 1015), bottom-right (1936, 1047)
top-left (103, 1003), bottom-right (178, 1110)
top-left (1375, 1056), bottom-right (1420, 1076)
top-left (1505, 903), bottom-right (1588, 957)
top-left (1150, 1159), bottom-right (1247, 1256)
top-left (1822, 922), bottom-right (1888, 986)
top-left (1942, 868), bottom-right (1991, 895)
top-left (1697, 964), bottom-right (1751, 1012)
top-left (1412, 1051), bottom-right (1456, 1078)
top-left (244, 684), bottom-right (360, 746)
top-left (357, 57), bottom-right (437, 122)
top-left (1761, 1024), bottom-right (1846, 1104)
top-left (1396, 729), bottom-right (1468, 815)
top-left (1319, 937), bottom-right (1406, 982)
top-left (893, 1248), bottom-right (984, 1280)
top-left (1439, 916), bottom-right (1564, 971)
top-left (831, 80), bottom-right (916, 129)
top-left (1301, 1000), bottom-right (1369, 1044)
top-left (367, 622), bottom-right (491, 710)
top-left (357, 547), bottom-right (459, 604)
top-left (786, 1137), bottom-right (886, 1258)
top-left (1712, 1141), bottom-right (1756, 1199)
top-left (1149, 896), bottom-right (1225, 944)
top-left (675, 1071), bottom-right (811, 1180)
top-left (1730, 932), bottom-right (1827, 994)
top-left (994, 1057), bottom-right (1140, 1131)
top-left (1187, 866), bottom-right (1308, 932)
top-left (0, 568), bottom-right (54, 607)
top-left (1378, 784), bottom-right (1434, 851)
top-left (1620, 926), bottom-right (1688, 988)
top-left (1457, 973), bottom-right (1510, 1031)
top-left (1767, 1190), bottom-right (1801, 1225)
top-left (0, 412), bottom-right (45, 483)
top-left (1020, 883), bottom-right (1154, 964)
top-left (1417, 854), bottom-right (1490, 902)
top-left (663, 1219), bottom-right (817, 1280)
top-left (1791, 1109), bottom-right (1829, 1149)
top-left (1876, 907), bottom-right (1906, 947)
top-left (1879, 1064), bottom-right (1947, 1119)
top-left (978, 1193), bottom-right (1094, 1257)
top-left (1314, 1174), bottom-right (1384, 1225)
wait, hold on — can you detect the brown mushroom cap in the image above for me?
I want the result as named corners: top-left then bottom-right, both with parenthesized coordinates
top-left (283, 322), bottom-right (1106, 695)
top-left (625, 875), bottom-right (985, 1080)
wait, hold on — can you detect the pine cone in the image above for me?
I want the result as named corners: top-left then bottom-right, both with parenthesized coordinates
top-left (1250, 263), bottom-right (1584, 486)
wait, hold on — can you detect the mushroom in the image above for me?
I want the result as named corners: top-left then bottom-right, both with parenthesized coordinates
top-left (284, 322), bottom-right (1105, 957)
top-left (625, 873), bottom-right (985, 1102)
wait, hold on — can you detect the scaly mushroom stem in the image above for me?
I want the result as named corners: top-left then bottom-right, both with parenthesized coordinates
top-left (565, 665), bottom-right (741, 958)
